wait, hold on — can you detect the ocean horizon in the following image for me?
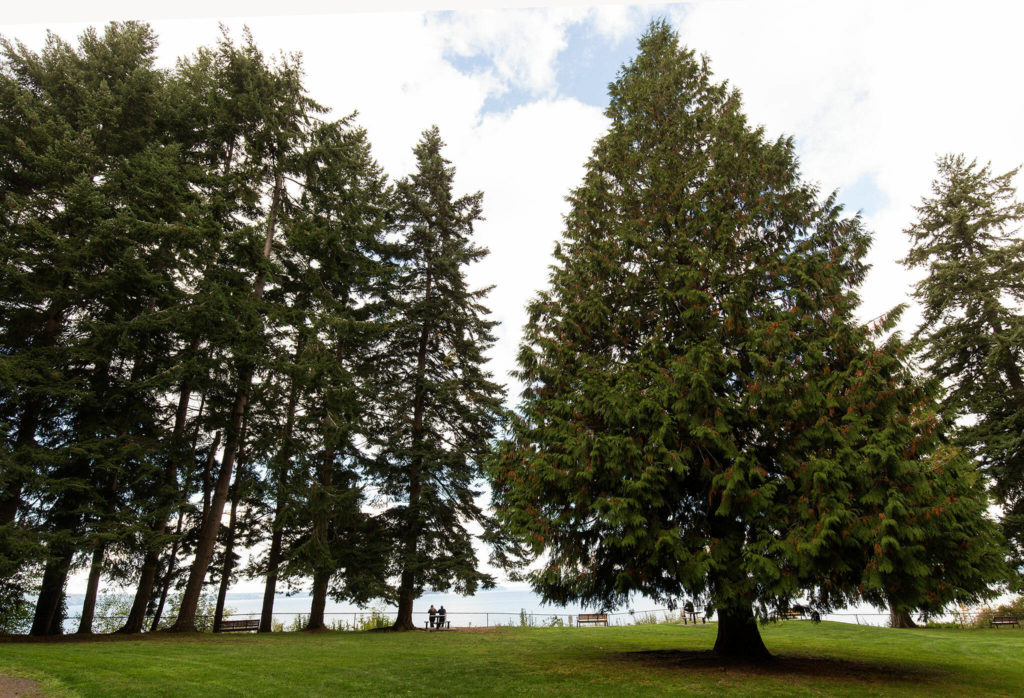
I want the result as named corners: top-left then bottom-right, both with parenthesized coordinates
top-left (59, 586), bottom-right (894, 631)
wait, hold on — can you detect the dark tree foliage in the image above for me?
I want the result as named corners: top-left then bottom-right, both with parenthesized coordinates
top-left (0, 22), bottom-right (199, 635)
top-left (489, 23), bottom-right (1004, 659)
top-left (2, 20), bottom-right (508, 636)
top-left (902, 154), bottom-right (1024, 574)
top-left (372, 127), bottom-right (508, 630)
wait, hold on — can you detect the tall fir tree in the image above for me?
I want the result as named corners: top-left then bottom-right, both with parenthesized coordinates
top-left (0, 22), bottom-right (200, 635)
top-left (271, 117), bottom-right (395, 631)
top-left (489, 23), bottom-right (1004, 659)
top-left (373, 127), bottom-right (506, 630)
top-left (167, 31), bottom-right (322, 632)
top-left (902, 154), bottom-right (1024, 572)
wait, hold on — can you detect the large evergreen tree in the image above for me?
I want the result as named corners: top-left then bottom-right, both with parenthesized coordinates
top-left (0, 22), bottom-right (199, 635)
top-left (373, 127), bottom-right (506, 630)
top-left (902, 154), bottom-right (1024, 571)
top-left (489, 23), bottom-right (1003, 659)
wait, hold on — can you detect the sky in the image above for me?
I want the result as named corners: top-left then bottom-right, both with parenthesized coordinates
top-left (5, 1), bottom-right (1023, 595)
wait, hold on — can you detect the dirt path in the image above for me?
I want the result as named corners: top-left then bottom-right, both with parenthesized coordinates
top-left (0, 676), bottom-right (44, 697)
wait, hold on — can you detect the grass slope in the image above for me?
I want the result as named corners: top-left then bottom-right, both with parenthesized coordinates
top-left (2, 622), bottom-right (1022, 697)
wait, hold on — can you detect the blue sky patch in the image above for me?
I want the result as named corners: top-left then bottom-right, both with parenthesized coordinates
top-left (837, 172), bottom-right (888, 218)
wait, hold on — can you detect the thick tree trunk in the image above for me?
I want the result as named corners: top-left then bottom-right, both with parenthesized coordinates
top-left (713, 604), bottom-right (771, 661)
top-left (889, 606), bottom-right (918, 628)
top-left (77, 540), bottom-right (106, 634)
top-left (307, 569), bottom-right (330, 631)
top-left (30, 545), bottom-right (74, 636)
top-left (213, 486), bottom-right (240, 633)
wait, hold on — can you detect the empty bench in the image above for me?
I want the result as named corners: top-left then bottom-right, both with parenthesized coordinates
top-left (577, 613), bottom-right (608, 627)
top-left (218, 618), bottom-right (260, 632)
top-left (990, 615), bottom-right (1020, 628)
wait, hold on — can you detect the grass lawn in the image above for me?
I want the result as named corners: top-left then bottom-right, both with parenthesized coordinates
top-left (2, 621), bottom-right (1022, 696)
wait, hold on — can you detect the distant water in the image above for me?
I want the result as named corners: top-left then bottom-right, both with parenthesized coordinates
top-left (61, 587), bottom-right (893, 632)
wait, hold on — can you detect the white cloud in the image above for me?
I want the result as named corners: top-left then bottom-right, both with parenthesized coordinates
top-left (670, 0), bottom-right (1024, 327)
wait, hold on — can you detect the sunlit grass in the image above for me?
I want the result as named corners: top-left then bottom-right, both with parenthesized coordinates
top-left (2, 621), bottom-right (1022, 696)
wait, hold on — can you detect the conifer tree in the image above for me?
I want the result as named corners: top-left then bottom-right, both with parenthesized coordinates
top-left (490, 23), bottom-right (1003, 659)
top-left (902, 154), bottom-right (1024, 570)
top-left (167, 32), bottom-right (320, 632)
top-left (272, 118), bottom-right (394, 631)
top-left (373, 127), bottom-right (506, 630)
top-left (0, 22), bottom-right (199, 635)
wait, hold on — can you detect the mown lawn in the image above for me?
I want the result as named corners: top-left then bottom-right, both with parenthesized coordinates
top-left (2, 621), bottom-right (1022, 696)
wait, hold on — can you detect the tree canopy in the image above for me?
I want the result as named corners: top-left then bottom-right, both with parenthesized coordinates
top-left (489, 22), bottom-right (1004, 659)
top-left (902, 154), bottom-right (1024, 572)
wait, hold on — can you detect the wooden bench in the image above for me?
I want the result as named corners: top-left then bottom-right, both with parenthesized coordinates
top-left (681, 607), bottom-right (705, 624)
top-left (775, 609), bottom-right (805, 621)
top-left (218, 618), bottom-right (260, 632)
top-left (424, 619), bottom-right (451, 630)
top-left (990, 615), bottom-right (1020, 628)
top-left (577, 613), bottom-right (608, 627)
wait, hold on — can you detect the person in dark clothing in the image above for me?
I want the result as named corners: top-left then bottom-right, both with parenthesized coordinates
top-left (684, 600), bottom-right (696, 624)
top-left (428, 605), bottom-right (437, 628)
top-left (437, 605), bottom-right (447, 628)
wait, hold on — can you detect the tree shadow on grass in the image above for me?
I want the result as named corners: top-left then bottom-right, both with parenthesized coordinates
top-left (617, 649), bottom-right (943, 685)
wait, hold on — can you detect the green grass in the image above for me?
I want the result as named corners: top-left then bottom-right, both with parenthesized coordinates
top-left (2, 622), bottom-right (1023, 696)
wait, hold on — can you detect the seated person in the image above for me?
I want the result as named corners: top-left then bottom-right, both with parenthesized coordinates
top-left (437, 605), bottom-right (447, 628)
top-left (428, 604), bottom-right (437, 628)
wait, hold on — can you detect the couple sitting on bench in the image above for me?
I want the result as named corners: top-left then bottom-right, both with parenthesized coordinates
top-left (428, 604), bottom-right (448, 629)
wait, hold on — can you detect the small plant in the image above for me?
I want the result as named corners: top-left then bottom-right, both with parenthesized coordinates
top-left (633, 612), bottom-right (661, 625)
top-left (154, 593), bottom-right (229, 633)
top-left (353, 607), bottom-right (391, 631)
top-left (544, 615), bottom-right (564, 628)
top-left (288, 614), bottom-right (308, 632)
top-left (519, 609), bottom-right (536, 627)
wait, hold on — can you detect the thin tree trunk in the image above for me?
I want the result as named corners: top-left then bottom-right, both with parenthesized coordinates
top-left (168, 171), bottom-right (284, 632)
top-left (259, 352), bottom-right (302, 633)
top-left (259, 524), bottom-right (285, 633)
top-left (213, 484), bottom-right (240, 633)
top-left (77, 540), bottom-right (107, 634)
top-left (150, 511), bottom-right (185, 632)
top-left (307, 446), bottom-right (335, 631)
top-left (393, 268), bottom-right (433, 631)
top-left (120, 367), bottom-right (204, 634)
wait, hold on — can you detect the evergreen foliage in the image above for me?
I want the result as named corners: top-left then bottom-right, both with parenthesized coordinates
top-left (371, 128), bottom-right (508, 630)
top-left (489, 23), bottom-right (1004, 659)
top-left (902, 154), bottom-right (1024, 572)
top-left (0, 20), bottom-right (503, 637)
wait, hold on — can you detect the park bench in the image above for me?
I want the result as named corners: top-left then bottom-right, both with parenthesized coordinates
top-left (681, 606), bottom-right (705, 624)
top-left (217, 618), bottom-right (260, 632)
top-left (778, 609), bottom-right (804, 620)
top-left (990, 615), bottom-right (1020, 628)
top-left (424, 619), bottom-right (451, 630)
top-left (577, 613), bottom-right (608, 627)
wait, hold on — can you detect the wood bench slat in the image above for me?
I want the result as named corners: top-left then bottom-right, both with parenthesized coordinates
top-left (218, 619), bottom-right (260, 632)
